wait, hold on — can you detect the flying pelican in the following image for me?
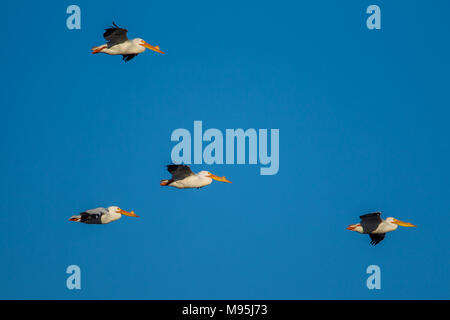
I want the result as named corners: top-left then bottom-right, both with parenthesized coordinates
top-left (69, 206), bottom-right (139, 224)
top-left (92, 22), bottom-right (165, 62)
top-left (160, 164), bottom-right (232, 189)
top-left (347, 212), bottom-right (416, 245)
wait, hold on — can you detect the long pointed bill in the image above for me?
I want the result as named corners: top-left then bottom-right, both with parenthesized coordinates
top-left (119, 209), bottom-right (139, 217)
top-left (142, 42), bottom-right (165, 54)
top-left (208, 173), bottom-right (232, 183)
top-left (393, 219), bottom-right (416, 227)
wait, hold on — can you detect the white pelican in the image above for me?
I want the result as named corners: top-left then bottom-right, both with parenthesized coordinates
top-left (69, 206), bottom-right (139, 224)
top-left (347, 212), bottom-right (416, 245)
top-left (160, 164), bottom-right (232, 189)
top-left (92, 22), bottom-right (164, 62)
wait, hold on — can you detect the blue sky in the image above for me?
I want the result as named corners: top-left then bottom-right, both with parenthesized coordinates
top-left (0, 0), bottom-right (449, 299)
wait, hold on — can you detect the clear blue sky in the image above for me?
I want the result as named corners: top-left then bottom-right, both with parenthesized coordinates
top-left (1, 0), bottom-right (449, 299)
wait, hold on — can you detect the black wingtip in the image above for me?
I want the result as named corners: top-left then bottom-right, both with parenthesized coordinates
top-left (360, 211), bottom-right (382, 219)
top-left (111, 22), bottom-right (127, 31)
top-left (122, 54), bottom-right (137, 62)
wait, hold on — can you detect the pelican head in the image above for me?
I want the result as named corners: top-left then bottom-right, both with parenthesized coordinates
top-left (198, 171), bottom-right (232, 183)
top-left (385, 217), bottom-right (416, 227)
top-left (136, 38), bottom-right (165, 54)
top-left (108, 206), bottom-right (139, 217)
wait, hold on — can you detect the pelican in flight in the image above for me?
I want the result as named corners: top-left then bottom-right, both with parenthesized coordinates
top-left (69, 206), bottom-right (139, 224)
top-left (160, 165), bottom-right (232, 189)
top-left (92, 22), bottom-right (164, 62)
top-left (347, 212), bottom-right (416, 245)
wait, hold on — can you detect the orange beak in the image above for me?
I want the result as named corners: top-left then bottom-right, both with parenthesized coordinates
top-left (392, 219), bottom-right (416, 227)
top-left (141, 41), bottom-right (165, 54)
top-left (208, 173), bottom-right (232, 183)
top-left (118, 208), bottom-right (139, 217)
top-left (346, 224), bottom-right (359, 230)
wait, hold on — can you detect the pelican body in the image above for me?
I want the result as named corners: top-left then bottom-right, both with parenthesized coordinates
top-left (92, 22), bottom-right (164, 62)
top-left (347, 212), bottom-right (416, 245)
top-left (160, 165), bottom-right (231, 189)
top-left (69, 206), bottom-right (138, 224)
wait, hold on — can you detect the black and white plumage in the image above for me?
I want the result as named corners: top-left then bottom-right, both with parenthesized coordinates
top-left (160, 164), bottom-right (232, 189)
top-left (69, 206), bottom-right (138, 224)
top-left (91, 22), bottom-right (165, 62)
top-left (347, 212), bottom-right (416, 245)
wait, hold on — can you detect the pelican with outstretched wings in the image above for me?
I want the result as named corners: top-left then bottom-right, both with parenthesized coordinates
top-left (92, 22), bottom-right (164, 62)
top-left (160, 165), bottom-right (232, 189)
top-left (69, 206), bottom-right (139, 224)
top-left (347, 212), bottom-right (416, 245)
